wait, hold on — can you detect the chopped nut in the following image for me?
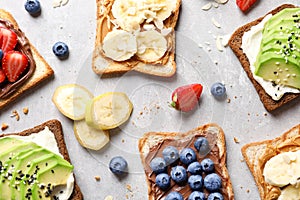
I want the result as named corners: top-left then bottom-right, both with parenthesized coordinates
top-left (94, 176), bottom-right (101, 181)
top-left (227, 98), bottom-right (231, 103)
top-left (234, 137), bottom-right (240, 144)
top-left (23, 107), bottom-right (29, 115)
top-left (201, 2), bottom-right (212, 11)
top-left (11, 110), bottom-right (20, 121)
top-left (1, 123), bottom-right (9, 131)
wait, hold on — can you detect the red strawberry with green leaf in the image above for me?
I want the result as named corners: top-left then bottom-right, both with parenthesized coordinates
top-left (2, 51), bottom-right (28, 82)
top-left (0, 69), bottom-right (6, 83)
top-left (171, 83), bottom-right (203, 112)
top-left (236, 0), bottom-right (257, 12)
top-left (0, 27), bottom-right (17, 53)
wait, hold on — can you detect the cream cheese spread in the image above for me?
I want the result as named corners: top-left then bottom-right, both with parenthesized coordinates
top-left (241, 14), bottom-right (300, 101)
top-left (8, 126), bottom-right (74, 200)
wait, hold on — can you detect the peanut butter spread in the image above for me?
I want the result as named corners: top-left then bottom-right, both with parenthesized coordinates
top-left (97, 0), bottom-right (174, 67)
top-left (143, 130), bottom-right (231, 200)
top-left (0, 19), bottom-right (36, 99)
top-left (258, 134), bottom-right (300, 200)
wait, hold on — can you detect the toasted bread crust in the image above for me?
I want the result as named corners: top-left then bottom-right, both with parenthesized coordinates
top-left (0, 120), bottom-right (83, 200)
top-left (241, 124), bottom-right (300, 200)
top-left (0, 9), bottom-right (54, 110)
top-left (228, 4), bottom-right (300, 112)
top-left (138, 123), bottom-right (234, 200)
top-left (92, 0), bottom-right (181, 77)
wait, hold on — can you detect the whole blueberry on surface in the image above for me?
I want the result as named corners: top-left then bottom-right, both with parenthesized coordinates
top-left (155, 173), bottom-right (171, 190)
top-left (179, 148), bottom-right (197, 165)
top-left (109, 156), bottom-right (128, 175)
top-left (187, 161), bottom-right (202, 175)
top-left (24, 0), bottom-right (41, 16)
top-left (170, 165), bottom-right (188, 184)
top-left (210, 82), bottom-right (226, 98)
top-left (201, 158), bottom-right (215, 173)
top-left (162, 146), bottom-right (179, 165)
top-left (165, 191), bottom-right (184, 200)
top-left (150, 157), bottom-right (166, 174)
top-left (188, 175), bottom-right (203, 191)
top-left (207, 192), bottom-right (224, 200)
top-left (52, 41), bottom-right (69, 59)
top-left (194, 137), bottom-right (210, 156)
top-left (204, 173), bottom-right (222, 192)
top-left (188, 191), bottom-right (206, 200)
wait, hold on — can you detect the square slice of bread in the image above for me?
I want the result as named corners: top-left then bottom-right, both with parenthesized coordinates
top-left (92, 0), bottom-right (181, 77)
top-left (138, 123), bottom-right (234, 200)
top-left (241, 124), bottom-right (300, 200)
top-left (0, 9), bottom-right (54, 110)
top-left (0, 119), bottom-right (83, 200)
top-left (228, 4), bottom-right (300, 112)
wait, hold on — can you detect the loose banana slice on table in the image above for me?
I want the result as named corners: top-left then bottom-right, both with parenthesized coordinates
top-left (52, 84), bottom-right (93, 120)
top-left (102, 29), bottom-right (137, 61)
top-left (85, 92), bottom-right (133, 130)
top-left (74, 120), bottom-right (110, 150)
top-left (136, 30), bottom-right (167, 62)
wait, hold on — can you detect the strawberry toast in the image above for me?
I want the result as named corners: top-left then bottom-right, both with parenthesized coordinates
top-left (0, 9), bottom-right (53, 110)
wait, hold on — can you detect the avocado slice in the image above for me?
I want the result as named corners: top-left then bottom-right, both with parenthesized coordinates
top-left (263, 17), bottom-right (300, 38)
top-left (255, 52), bottom-right (300, 89)
top-left (0, 137), bottom-right (25, 152)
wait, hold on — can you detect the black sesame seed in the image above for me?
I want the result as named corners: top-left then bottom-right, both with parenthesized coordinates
top-left (51, 170), bottom-right (54, 173)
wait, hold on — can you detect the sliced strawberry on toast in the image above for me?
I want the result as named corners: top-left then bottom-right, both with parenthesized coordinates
top-left (236, 0), bottom-right (257, 12)
top-left (2, 51), bottom-right (28, 82)
top-left (0, 69), bottom-right (6, 83)
top-left (0, 27), bottom-right (17, 53)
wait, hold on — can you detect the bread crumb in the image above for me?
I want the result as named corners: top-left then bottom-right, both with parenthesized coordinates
top-left (126, 184), bottom-right (132, 192)
top-left (122, 139), bottom-right (125, 143)
top-left (1, 123), bottom-right (8, 131)
top-left (263, 112), bottom-right (268, 116)
top-left (23, 107), bottom-right (29, 115)
top-left (227, 98), bottom-right (231, 103)
top-left (246, 189), bottom-right (250, 193)
top-left (234, 137), bottom-right (240, 144)
top-left (94, 176), bottom-right (101, 181)
top-left (11, 110), bottom-right (20, 121)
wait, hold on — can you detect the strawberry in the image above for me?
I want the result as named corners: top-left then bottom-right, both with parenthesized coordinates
top-left (0, 69), bottom-right (6, 83)
top-left (236, 0), bottom-right (257, 12)
top-left (0, 27), bottom-right (17, 53)
top-left (171, 83), bottom-right (203, 112)
top-left (2, 51), bottom-right (28, 82)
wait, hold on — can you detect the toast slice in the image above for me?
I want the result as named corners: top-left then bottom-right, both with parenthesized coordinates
top-left (138, 123), bottom-right (234, 200)
top-left (241, 124), bottom-right (300, 200)
top-left (0, 9), bottom-right (54, 110)
top-left (0, 119), bottom-right (83, 200)
top-left (92, 0), bottom-right (181, 77)
top-left (228, 4), bottom-right (300, 112)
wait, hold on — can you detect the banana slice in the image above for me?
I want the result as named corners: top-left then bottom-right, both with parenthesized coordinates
top-left (52, 84), bottom-right (93, 120)
top-left (74, 120), bottom-right (109, 150)
top-left (111, 0), bottom-right (145, 31)
top-left (263, 150), bottom-right (300, 187)
top-left (136, 30), bottom-right (167, 62)
top-left (85, 92), bottom-right (133, 130)
top-left (278, 185), bottom-right (300, 200)
top-left (102, 29), bottom-right (137, 61)
top-left (145, 0), bottom-right (178, 21)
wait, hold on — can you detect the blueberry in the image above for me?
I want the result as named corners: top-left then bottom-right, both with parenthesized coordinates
top-left (207, 192), bottom-right (224, 200)
top-left (109, 156), bottom-right (128, 175)
top-left (52, 41), bottom-right (69, 59)
top-left (188, 191), bottom-right (206, 200)
top-left (150, 157), bottom-right (166, 174)
top-left (179, 148), bottom-right (197, 165)
top-left (165, 191), bottom-right (184, 200)
top-left (170, 165), bottom-right (188, 184)
top-left (155, 173), bottom-right (170, 190)
top-left (24, 0), bottom-right (41, 16)
top-left (188, 175), bottom-right (203, 191)
top-left (204, 173), bottom-right (222, 192)
top-left (0, 50), bottom-right (3, 60)
top-left (201, 158), bottom-right (214, 173)
top-left (211, 82), bottom-right (226, 98)
top-left (162, 146), bottom-right (179, 165)
top-left (194, 137), bottom-right (210, 157)
top-left (187, 161), bottom-right (202, 175)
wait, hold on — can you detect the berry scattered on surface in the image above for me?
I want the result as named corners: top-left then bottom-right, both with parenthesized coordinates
top-left (52, 41), bottom-right (69, 59)
top-left (109, 156), bottom-right (128, 175)
top-left (24, 0), bottom-right (41, 16)
top-left (211, 82), bottom-right (226, 98)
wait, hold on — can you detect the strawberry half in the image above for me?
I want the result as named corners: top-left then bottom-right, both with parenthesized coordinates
top-left (2, 51), bottom-right (29, 82)
top-left (171, 83), bottom-right (203, 112)
top-left (236, 0), bottom-right (257, 12)
top-left (0, 69), bottom-right (6, 83)
top-left (0, 27), bottom-right (17, 53)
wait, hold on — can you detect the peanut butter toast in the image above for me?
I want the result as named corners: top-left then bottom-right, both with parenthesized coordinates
top-left (138, 123), bottom-right (234, 200)
top-left (242, 124), bottom-right (300, 200)
top-left (92, 0), bottom-right (181, 77)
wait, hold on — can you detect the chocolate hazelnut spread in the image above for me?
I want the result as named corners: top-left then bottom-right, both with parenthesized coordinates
top-left (0, 18), bottom-right (36, 99)
top-left (143, 130), bottom-right (231, 200)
